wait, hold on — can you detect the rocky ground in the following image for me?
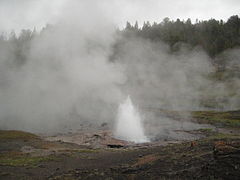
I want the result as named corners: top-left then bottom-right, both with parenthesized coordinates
top-left (0, 110), bottom-right (240, 180)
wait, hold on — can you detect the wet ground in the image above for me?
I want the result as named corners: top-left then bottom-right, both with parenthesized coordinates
top-left (0, 110), bottom-right (240, 180)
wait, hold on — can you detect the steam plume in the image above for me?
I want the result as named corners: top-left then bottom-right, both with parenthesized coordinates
top-left (114, 96), bottom-right (149, 143)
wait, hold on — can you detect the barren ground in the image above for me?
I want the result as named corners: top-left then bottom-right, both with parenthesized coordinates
top-left (0, 110), bottom-right (240, 180)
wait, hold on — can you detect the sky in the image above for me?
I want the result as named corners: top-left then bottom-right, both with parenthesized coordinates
top-left (0, 0), bottom-right (239, 33)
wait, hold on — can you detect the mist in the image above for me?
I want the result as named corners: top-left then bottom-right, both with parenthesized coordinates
top-left (115, 36), bottom-right (240, 111)
top-left (0, 1), bottom-right (240, 136)
top-left (0, 1), bottom-right (126, 133)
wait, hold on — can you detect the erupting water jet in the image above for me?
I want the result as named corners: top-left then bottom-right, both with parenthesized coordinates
top-left (114, 96), bottom-right (149, 143)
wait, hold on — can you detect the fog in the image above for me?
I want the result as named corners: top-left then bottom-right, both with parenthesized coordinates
top-left (0, 1), bottom-right (240, 135)
top-left (1, 0), bottom-right (240, 33)
top-left (114, 37), bottom-right (213, 110)
top-left (0, 1), bottom-right (126, 132)
top-left (116, 36), bottom-right (240, 111)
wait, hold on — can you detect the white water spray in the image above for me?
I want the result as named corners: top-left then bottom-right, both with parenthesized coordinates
top-left (114, 96), bottom-right (149, 143)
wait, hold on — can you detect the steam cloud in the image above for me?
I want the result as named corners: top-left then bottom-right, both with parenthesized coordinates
top-left (114, 96), bottom-right (149, 143)
top-left (0, 1), bottom-right (126, 132)
top-left (0, 1), bottom-right (240, 134)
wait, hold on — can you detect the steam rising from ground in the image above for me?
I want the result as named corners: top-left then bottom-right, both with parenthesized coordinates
top-left (114, 96), bottom-right (149, 143)
top-left (0, 1), bottom-right (240, 136)
top-left (0, 2), bottom-right (125, 132)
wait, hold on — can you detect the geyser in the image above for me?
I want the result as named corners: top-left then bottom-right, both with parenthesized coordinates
top-left (114, 96), bottom-right (149, 143)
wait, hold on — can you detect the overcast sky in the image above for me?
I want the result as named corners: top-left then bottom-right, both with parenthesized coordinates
top-left (0, 0), bottom-right (239, 33)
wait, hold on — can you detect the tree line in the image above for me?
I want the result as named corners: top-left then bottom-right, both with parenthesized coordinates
top-left (123, 15), bottom-right (240, 58)
top-left (1, 15), bottom-right (239, 70)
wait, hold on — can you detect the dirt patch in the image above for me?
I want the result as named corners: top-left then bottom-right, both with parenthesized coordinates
top-left (133, 154), bottom-right (159, 167)
top-left (1, 133), bottom-right (240, 179)
top-left (45, 131), bottom-right (133, 149)
top-left (1, 109), bottom-right (240, 180)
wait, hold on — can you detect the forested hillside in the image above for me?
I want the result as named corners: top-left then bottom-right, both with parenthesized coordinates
top-left (123, 15), bottom-right (240, 58)
top-left (1, 15), bottom-right (240, 68)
